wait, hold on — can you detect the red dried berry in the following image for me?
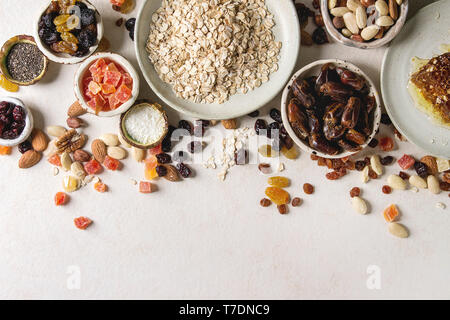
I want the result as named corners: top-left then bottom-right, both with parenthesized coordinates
top-left (349, 187), bottom-right (360, 198)
top-left (260, 198), bottom-right (271, 207)
top-left (291, 197), bottom-right (302, 207)
top-left (382, 185), bottom-right (392, 194)
top-left (398, 171), bottom-right (410, 180)
top-left (303, 183), bottom-right (314, 194)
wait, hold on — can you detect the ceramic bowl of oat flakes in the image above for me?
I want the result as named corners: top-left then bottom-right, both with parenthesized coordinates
top-left (135, 0), bottom-right (300, 120)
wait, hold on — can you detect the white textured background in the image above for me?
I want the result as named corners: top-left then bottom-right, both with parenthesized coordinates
top-left (0, 0), bottom-right (449, 299)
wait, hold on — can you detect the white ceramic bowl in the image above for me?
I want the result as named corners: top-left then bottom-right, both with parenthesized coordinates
top-left (33, 0), bottom-right (103, 64)
top-left (320, 0), bottom-right (409, 49)
top-left (74, 52), bottom-right (140, 117)
top-left (281, 59), bottom-right (381, 159)
top-left (135, 0), bottom-right (300, 120)
top-left (0, 97), bottom-right (34, 147)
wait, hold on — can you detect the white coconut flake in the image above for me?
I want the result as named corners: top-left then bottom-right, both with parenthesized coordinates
top-left (124, 105), bottom-right (166, 145)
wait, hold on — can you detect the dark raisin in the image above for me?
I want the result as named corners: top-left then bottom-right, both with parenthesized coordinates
top-left (291, 197), bottom-right (302, 207)
top-left (312, 0), bottom-right (320, 9)
top-left (260, 198), bottom-right (271, 207)
top-left (73, 46), bottom-right (89, 57)
top-left (115, 18), bottom-right (124, 27)
top-left (254, 119), bottom-right (267, 135)
top-left (277, 204), bottom-right (288, 215)
top-left (129, 30), bottom-right (134, 41)
top-left (18, 140), bottom-right (32, 154)
top-left (187, 141), bottom-right (203, 153)
top-left (80, 8), bottom-right (96, 27)
top-left (368, 138), bottom-right (378, 148)
top-left (380, 113), bottom-right (392, 125)
top-left (75, 1), bottom-right (88, 10)
top-left (414, 161), bottom-right (428, 179)
top-left (176, 162), bottom-right (192, 178)
top-left (247, 110), bottom-right (260, 118)
top-left (349, 187), bottom-right (360, 197)
top-left (155, 165), bottom-right (167, 177)
top-left (41, 13), bottom-right (58, 29)
top-left (125, 18), bottom-right (136, 31)
top-left (267, 121), bottom-right (280, 139)
top-left (312, 28), bottom-right (329, 45)
top-left (161, 137), bottom-right (171, 152)
top-left (355, 160), bottom-right (366, 171)
top-left (156, 153), bottom-right (171, 164)
top-left (380, 156), bottom-right (394, 166)
top-left (178, 120), bottom-right (193, 135)
top-left (269, 108), bottom-right (282, 123)
top-left (234, 149), bottom-right (249, 165)
top-left (303, 183), bottom-right (314, 194)
top-left (173, 151), bottom-right (188, 162)
top-left (398, 171), bottom-right (410, 180)
top-left (295, 3), bottom-right (314, 27)
top-left (78, 28), bottom-right (97, 48)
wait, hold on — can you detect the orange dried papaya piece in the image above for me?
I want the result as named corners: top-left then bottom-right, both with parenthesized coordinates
top-left (0, 75), bottom-right (19, 92)
top-left (383, 204), bottom-right (399, 222)
top-left (265, 187), bottom-right (290, 205)
top-left (267, 176), bottom-right (290, 188)
top-left (0, 145), bottom-right (12, 155)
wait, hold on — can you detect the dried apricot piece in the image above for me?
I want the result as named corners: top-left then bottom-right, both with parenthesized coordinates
top-left (48, 154), bottom-right (62, 166)
top-left (281, 145), bottom-right (299, 159)
top-left (398, 154), bottom-right (415, 170)
top-left (54, 192), bottom-right (69, 206)
top-left (139, 181), bottom-right (153, 193)
top-left (265, 187), bottom-right (290, 205)
top-left (103, 156), bottom-right (120, 171)
top-left (84, 159), bottom-right (102, 175)
top-left (383, 204), bottom-right (399, 222)
top-left (268, 176), bottom-right (290, 188)
top-left (94, 182), bottom-right (107, 193)
top-left (74, 216), bottom-right (92, 230)
top-left (0, 75), bottom-right (19, 92)
top-left (0, 145), bottom-right (12, 155)
top-left (379, 137), bottom-right (394, 151)
top-left (145, 167), bottom-right (158, 180)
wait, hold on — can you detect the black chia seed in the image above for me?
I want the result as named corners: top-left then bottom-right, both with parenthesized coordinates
top-left (6, 43), bottom-right (45, 83)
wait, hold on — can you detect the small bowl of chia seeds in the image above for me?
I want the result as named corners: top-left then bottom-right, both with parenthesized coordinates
top-left (0, 35), bottom-right (49, 86)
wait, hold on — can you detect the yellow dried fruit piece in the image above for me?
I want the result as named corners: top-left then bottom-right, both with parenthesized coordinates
top-left (0, 75), bottom-right (19, 92)
top-left (54, 14), bottom-right (71, 26)
top-left (61, 32), bottom-right (78, 44)
top-left (265, 187), bottom-right (290, 205)
top-left (63, 175), bottom-right (80, 193)
top-left (258, 144), bottom-right (279, 158)
top-left (66, 15), bottom-right (80, 31)
top-left (268, 176), bottom-right (290, 188)
top-left (281, 145), bottom-right (299, 160)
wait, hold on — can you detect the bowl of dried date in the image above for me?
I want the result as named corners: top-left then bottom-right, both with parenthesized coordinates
top-left (74, 52), bottom-right (139, 117)
top-left (321, 0), bottom-right (408, 49)
top-left (281, 59), bottom-right (381, 158)
top-left (34, 0), bottom-right (103, 64)
top-left (0, 97), bottom-right (34, 147)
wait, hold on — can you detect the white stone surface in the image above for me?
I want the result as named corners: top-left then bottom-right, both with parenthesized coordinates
top-left (0, 0), bottom-right (448, 299)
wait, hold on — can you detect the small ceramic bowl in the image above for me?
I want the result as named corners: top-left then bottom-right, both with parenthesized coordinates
top-left (33, 0), bottom-right (103, 64)
top-left (0, 35), bottom-right (49, 86)
top-left (0, 97), bottom-right (34, 147)
top-left (321, 0), bottom-right (409, 49)
top-left (281, 59), bottom-right (381, 159)
top-left (74, 52), bottom-right (139, 117)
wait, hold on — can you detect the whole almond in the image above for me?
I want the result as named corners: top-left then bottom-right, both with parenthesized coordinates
top-left (67, 101), bottom-right (87, 117)
top-left (46, 125), bottom-right (67, 138)
top-left (164, 164), bottom-right (180, 181)
top-left (67, 117), bottom-right (84, 129)
top-left (388, 0), bottom-right (398, 20)
top-left (31, 128), bottom-right (48, 152)
top-left (73, 149), bottom-right (91, 162)
top-left (388, 222), bottom-right (409, 238)
top-left (99, 133), bottom-right (119, 146)
top-left (222, 119), bottom-right (237, 129)
top-left (107, 146), bottom-right (127, 160)
top-left (19, 150), bottom-right (41, 169)
top-left (91, 139), bottom-right (107, 163)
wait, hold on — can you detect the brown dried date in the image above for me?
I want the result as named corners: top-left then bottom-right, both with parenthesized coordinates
top-left (345, 129), bottom-right (366, 145)
top-left (341, 97), bottom-right (361, 129)
top-left (336, 68), bottom-right (365, 91)
top-left (309, 133), bottom-right (339, 155)
top-left (288, 99), bottom-right (309, 139)
top-left (291, 79), bottom-right (315, 108)
top-left (320, 82), bottom-right (352, 102)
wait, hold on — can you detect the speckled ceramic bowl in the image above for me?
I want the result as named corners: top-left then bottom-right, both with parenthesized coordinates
top-left (74, 52), bottom-right (139, 117)
top-left (321, 0), bottom-right (409, 49)
top-left (33, 0), bottom-right (103, 64)
top-left (281, 59), bottom-right (381, 159)
top-left (0, 97), bottom-right (34, 147)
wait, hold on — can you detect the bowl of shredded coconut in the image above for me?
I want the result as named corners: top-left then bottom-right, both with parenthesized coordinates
top-left (135, 0), bottom-right (300, 120)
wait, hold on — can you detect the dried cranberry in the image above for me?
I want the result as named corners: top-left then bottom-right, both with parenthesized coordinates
top-left (234, 149), bottom-right (249, 165)
top-left (176, 162), bottom-right (192, 178)
top-left (155, 165), bottom-right (167, 177)
top-left (248, 110), bottom-right (260, 118)
top-left (173, 151), bottom-right (188, 162)
top-left (178, 120), bottom-right (193, 135)
top-left (380, 156), bottom-right (394, 165)
top-left (382, 185), bottom-right (392, 194)
top-left (355, 160), bottom-right (366, 171)
top-left (398, 171), bottom-right (410, 180)
top-left (12, 106), bottom-right (24, 122)
top-left (414, 161), bottom-right (428, 179)
top-left (254, 119), bottom-right (267, 135)
top-left (312, 28), bottom-right (329, 45)
top-left (368, 138), bottom-right (378, 148)
top-left (380, 113), bottom-right (392, 125)
top-left (349, 187), bottom-right (360, 197)
top-left (269, 108), bottom-right (282, 123)
top-left (267, 121), bottom-right (280, 139)
top-left (187, 141), bottom-right (203, 153)
top-left (18, 140), bottom-right (32, 154)
top-left (156, 153), bottom-right (171, 164)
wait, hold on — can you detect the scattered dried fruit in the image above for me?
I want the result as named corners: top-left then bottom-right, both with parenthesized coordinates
top-left (420, 155), bottom-right (438, 175)
top-left (349, 187), bottom-right (360, 198)
top-left (54, 192), bottom-right (68, 206)
top-left (48, 154), bottom-right (62, 166)
top-left (164, 164), bottom-right (180, 181)
top-left (383, 204), bottom-right (399, 222)
top-left (379, 137), bottom-right (394, 151)
top-left (94, 182), bottom-right (107, 193)
top-left (382, 185), bottom-right (392, 194)
top-left (277, 204), bottom-right (288, 214)
top-left (291, 197), bottom-right (302, 207)
top-left (265, 187), bottom-right (290, 205)
top-left (260, 198), bottom-right (271, 207)
top-left (268, 176), bottom-right (290, 188)
top-left (303, 183), bottom-right (314, 195)
top-left (0, 145), bottom-right (12, 155)
top-left (103, 156), bottom-right (120, 171)
top-left (84, 159), bottom-right (102, 175)
top-left (74, 217), bottom-right (92, 230)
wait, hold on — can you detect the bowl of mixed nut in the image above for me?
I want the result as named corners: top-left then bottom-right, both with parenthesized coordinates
top-left (34, 0), bottom-right (104, 64)
top-left (281, 59), bottom-right (381, 158)
top-left (135, 0), bottom-right (300, 120)
top-left (321, 0), bottom-right (408, 49)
